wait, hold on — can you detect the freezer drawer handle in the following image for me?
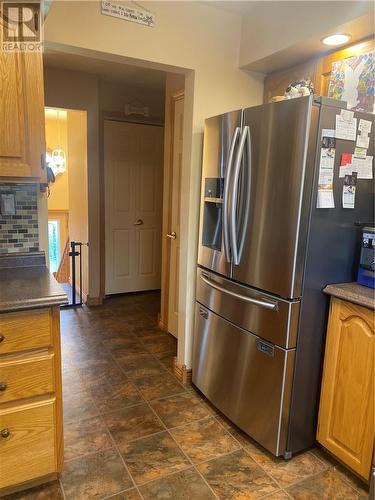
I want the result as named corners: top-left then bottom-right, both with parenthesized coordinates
top-left (200, 273), bottom-right (278, 310)
top-left (198, 306), bottom-right (209, 319)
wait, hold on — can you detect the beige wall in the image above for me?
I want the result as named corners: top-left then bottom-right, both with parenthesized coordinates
top-left (45, 115), bottom-right (69, 211)
top-left (44, 67), bottom-right (100, 301)
top-left (67, 110), bottom-right (89, 298)
top-left (43, 66), bottom-right (166, 301)
top-left (100, 80), bottom-right (165, 123)
top-left (45, 1), bottom-right (264, 368)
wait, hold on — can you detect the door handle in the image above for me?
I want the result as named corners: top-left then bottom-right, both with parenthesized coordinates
top-left (230, 126), bottom-right (250, 266)
top-left (238, 126), bottom-right (251, 265)
top-left (134, 219), bottom-right (143, 226)
top-left (223, 126), bottom-right (240, 263)
top-left (166, 231), bottom-right (177, 240)
top-left (200, 273), bottom-right (277, 310)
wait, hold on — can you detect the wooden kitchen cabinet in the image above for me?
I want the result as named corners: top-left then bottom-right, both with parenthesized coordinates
top-left (0, 307), bottom-right (63, 494)
top-left (0, 50), bottom-right (46, 181)
top-left (317, 297), bottom-right (374, 481)
top-left (0, 399), bottom-right (57, 489)
top-left (263, 37), bottom-right (374, 104)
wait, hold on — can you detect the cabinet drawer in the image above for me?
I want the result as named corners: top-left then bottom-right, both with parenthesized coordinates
top-left (0, 354), bottom-right (54, 403)
top-left (0, 399), bottom-right (56, 488)
top-left (0, 309), bottom-right (52, 355)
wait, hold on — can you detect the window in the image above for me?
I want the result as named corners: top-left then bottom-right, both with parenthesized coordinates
top-left (48, 220), bottom-right (60, 273)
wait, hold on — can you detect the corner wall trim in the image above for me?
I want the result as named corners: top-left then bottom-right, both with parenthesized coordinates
top-left (173, 357), bottom-right (192, 385)
top-left (86, 295), bottom-right (103, 306)
top-left (158, 316), bottom-right (168, 332)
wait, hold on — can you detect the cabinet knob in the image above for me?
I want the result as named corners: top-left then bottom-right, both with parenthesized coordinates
top-left (0, 335), bottom-right (4, 343)
top-left (0, 429), bottom-right (10, 439)
top-left (0, 383), bottom-right (7, 392)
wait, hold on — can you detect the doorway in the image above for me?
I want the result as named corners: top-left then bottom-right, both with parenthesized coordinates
top-left (104, 120), bottom-right (164, 295)
top-left (45, 107), bottom-right (89, 305)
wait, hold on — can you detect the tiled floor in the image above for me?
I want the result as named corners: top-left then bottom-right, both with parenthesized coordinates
top-left (7, 292), bottom-right (370, 499)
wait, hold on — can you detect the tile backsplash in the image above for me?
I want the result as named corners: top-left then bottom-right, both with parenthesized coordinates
top-left (0, 184), bottom-right (39, 254)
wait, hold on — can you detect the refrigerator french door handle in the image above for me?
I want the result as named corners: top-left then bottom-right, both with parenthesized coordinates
top-left (230, 126), bottom-right (250, 266)
top-left (223, 126), bottom-right (240, 263)
top-left (238, 126), bottom-right (252, 263)
top-left (200, 273), bottom-right (278, 310)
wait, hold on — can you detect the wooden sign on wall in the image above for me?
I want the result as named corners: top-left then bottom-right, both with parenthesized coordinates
top-left (101, 1), bottom-right (155, 27)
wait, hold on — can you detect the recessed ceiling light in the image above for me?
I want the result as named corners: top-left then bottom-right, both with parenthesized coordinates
top-left (322, 34), bottom-right (351, 46)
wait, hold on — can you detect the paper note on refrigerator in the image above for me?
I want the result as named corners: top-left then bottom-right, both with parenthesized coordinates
top-left (358, 118), bottom-right (372, 134)
top-left (340, 153), bottom-right (352, 166)
top-left (339, 156), bottom-right (373, 179)
top-left (341, 109), bottom-right (355, 122)
top-left (356, 133), bottom-right (370, 148)
top-left (352, 156), bottom-right (373, 179)
top-left (321, 129), bottom-right (335, 138)
top-left (318, 148), bottom-right (335, 185)
top-left (354, 147), bottom-right (367, 158)
top-left (335, 110), bottom-right (357, 141)
top-left (317, 147), bottom-right (335, 208)
top-left (317, 189), bottom-right (335, 209)
top-left (342, 173), bottom-right (357, 209)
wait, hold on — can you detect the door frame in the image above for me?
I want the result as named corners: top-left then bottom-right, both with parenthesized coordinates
top-left (160, 89), bottom-right (185, 333)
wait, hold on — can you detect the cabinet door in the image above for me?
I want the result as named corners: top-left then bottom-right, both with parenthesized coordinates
top-left (0, 353), bottom-right (54, 403)
top-left (0, 399), bottom-right (56, 488)
top-left (0, 50), bottom-right (46, 180)
top-left (317, 298), bottom-right (374, 480)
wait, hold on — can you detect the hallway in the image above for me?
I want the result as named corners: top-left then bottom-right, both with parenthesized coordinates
top-left (7, 293), bottom-right (368, 499)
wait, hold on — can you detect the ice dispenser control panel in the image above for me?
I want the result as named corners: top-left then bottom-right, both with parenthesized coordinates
top-left (204, 178), bottom-right (224, 200)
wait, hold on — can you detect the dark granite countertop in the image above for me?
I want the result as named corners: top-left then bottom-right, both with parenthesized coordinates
top-left (0, 252), bottom-right (68, 313)
top-left (324, 282), bottom-right (375, 310)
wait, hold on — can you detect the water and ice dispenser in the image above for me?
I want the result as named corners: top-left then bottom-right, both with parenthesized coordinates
top-left (202, 178), bottom-right (224, 251)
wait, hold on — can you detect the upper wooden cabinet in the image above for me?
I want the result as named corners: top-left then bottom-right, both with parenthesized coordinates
top-left (0, 50), bottom-right (46, 181)
top-left (317, 297), bottom-right (374, 481)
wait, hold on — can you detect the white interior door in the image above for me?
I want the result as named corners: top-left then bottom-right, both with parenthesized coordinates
top-left (167, 95), bottom-right (184, 337)
top-left (104, 120), bottom-right (164, 295)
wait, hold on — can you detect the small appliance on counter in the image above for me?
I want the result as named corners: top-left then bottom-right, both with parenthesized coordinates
top-left (357, 226), bottom-right (375, 289)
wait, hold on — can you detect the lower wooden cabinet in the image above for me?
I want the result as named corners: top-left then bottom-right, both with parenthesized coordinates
top-left (0, 353), bottom-right (54, 403)
top-left (0, 399), bottom-right (57, 488)
top-left (317, 297), bottom-right (374, 480)
top-left (0, 309), bottom-right (52, 355)
top-left (0, 307), bottom-right (63, 494)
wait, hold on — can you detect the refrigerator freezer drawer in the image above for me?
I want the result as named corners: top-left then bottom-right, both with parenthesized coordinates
top-left (196, 267), bottom-right (300, 348)
top-left (193, 303), bottom-right (295, 456)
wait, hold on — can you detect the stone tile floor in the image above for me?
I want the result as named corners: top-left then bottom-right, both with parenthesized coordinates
top-left (6, 292), bottom-right (370, 499)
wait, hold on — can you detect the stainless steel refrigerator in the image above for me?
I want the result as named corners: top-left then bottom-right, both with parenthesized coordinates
top-left (192, 95), bottom-right (374, 458)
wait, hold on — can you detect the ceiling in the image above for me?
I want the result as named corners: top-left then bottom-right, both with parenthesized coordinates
top-left (242, 12), bottom-right (374, 73)
top-left (203, 1), bottom-right (262, 15)
top-left (205, 0), bottom-right (372, 16)
top-left (43, 51), bottom-right (166, 91)
top-left (235, 1), bottom-right (374, 73)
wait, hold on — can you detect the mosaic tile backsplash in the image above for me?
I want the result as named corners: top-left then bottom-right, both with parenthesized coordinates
top-left (0, 184), bottom-right (39, 254)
